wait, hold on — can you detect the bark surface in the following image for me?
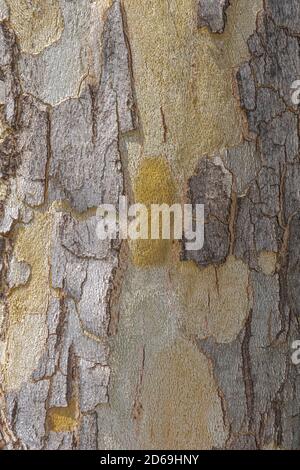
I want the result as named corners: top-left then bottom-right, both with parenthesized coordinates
top-left (0, 0), bottom-right (300, 450)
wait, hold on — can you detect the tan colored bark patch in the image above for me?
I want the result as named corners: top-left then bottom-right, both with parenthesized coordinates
top-left (7, 0), bottom-right (64, 55)
top-left (47, 399), bottom-right (78, 433)
top-left (258, 251), bottom-right (277, 276)
top-left (4, 314), bottom-right (47, 391)
top-left (124, 0), bottom-right (262, 186)
top-left (8, 211), bottom-right (52, 323)
top-left (172, 256), bottom-right (251, 343)
top-left (140, 338), bottom-right (227, 449)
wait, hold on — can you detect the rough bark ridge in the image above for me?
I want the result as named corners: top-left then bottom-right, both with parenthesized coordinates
top-left (198, 0), bottom-right (230, 33)
top-left (0, 1), bottom-right (136, 449)
top-left (186, 0), bottom-right (300, 449)
top-left (0, 0), bottom-right (300, 451)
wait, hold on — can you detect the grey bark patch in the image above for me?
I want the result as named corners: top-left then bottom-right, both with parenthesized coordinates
top-left (234, 154), bottom-right (282, 270)
top-left (16, 95), bottom-right (49, 206)
top-left (197, 0), bottom-right (230, 33)
top-left (239, 11), bottom-right (300, 115)
top-left (59, 213), bottom-right (111, 261)
top-left (6, 381), bottom-right (49, 449)
top-left (0, 1), bottom-right (8, 21)
top-left (18, 0), bottom-right (100, 106)
top-left (3, 0), bottom-right (300, 452)
top-left (287, 213), bottom-right (300, 314)
top-left (199, 272), bottom-right (287, 449)
top-left (79, 359), bottom-right (110, 412)
top-left (46, 432), bottom-right (73, 450)
top-left (224, 142), bottom-right (261, 196)
top-left (0, 22), bottom-right (19, 127)
top-left (48, 1), bottom-right (136, 212)
top-left (7, 256), bottom-right (31, 288)
top-left (183, 156), bottom-right (232, 266)
top-left (258, 112), bottom-right (298, 174)
top-left (48, 84), bottom-right (123, 212)
top-left (236, 63), bottom-right (256, 112)
top-left (283, 164), bottom-right (300, 224)
top-left (34, 295), bottom-right (109, 414)
top-left (180, 0), bottom-right (300, 450)
top-left (102, 0), bottom-right (137, 133)
top-left (79, 413), bottom-right (98, 450)
top-left (266, 0), bottom-right (300, 35)
top-left (0, 22), bottom-right (20, 181)
top-left (50, 211), bottom-right (119, 337)
top-left (2, 0), bottom-right (136, 450)
top-left (196, 2), bottom-right (300, 449)
top-left (247, 88), bottom-right (286, 136)
top-left (198, 335), bottom-right (247, 440)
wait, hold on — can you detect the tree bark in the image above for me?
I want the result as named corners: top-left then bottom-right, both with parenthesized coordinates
top-left (0, 0), bottom-right (300, 450)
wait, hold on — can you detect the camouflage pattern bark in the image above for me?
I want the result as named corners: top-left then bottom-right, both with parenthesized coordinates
top-left (0, 0), bottom-right (299, 451)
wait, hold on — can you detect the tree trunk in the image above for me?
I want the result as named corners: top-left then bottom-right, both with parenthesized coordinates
top-left (0, 0), bottom-right (300, 450)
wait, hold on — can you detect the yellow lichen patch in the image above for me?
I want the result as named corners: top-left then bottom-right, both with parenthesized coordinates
top-left (131, 157), bottom-right (176, 267)
top-left (171, 256), bottom-right (251, 343)
top-left (134, 157), bottom-right (175, 206)
top-left (140, 338), bottom-right (227, 449)
top-left (258, 251), bottom-right (277, 276)
top-left (130, 239), bottom-right (170, 268)
top-left (47, 399), bottom-right (78, 433)
top-left (8, 211), bottom-right (52, 323)
top-left (6, 0), bottom-right (64, 54)
top-left (123, 0), bottom-right (262, 187)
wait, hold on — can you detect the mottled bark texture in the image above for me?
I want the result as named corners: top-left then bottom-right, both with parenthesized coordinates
top-left (0, 0), bottom-right (300, 451)
top-left (188, 0), bottom-right (300, 449)
top-left (0, 0), bottom-right (136, 449)
top-left (198, 0), bottom-right (230, 33)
